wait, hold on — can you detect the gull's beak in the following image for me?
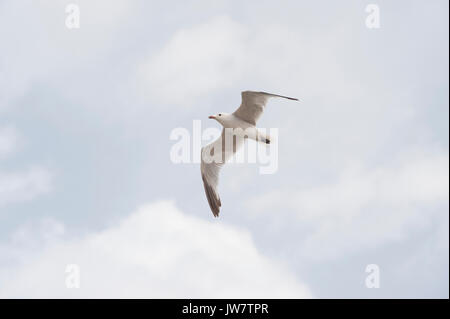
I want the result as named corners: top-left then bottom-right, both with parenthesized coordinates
top-left (208, 115), bottom-right (215, 119)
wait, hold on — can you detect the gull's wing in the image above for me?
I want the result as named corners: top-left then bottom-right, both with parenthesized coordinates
top-left (201, 129), bottom-right (244, 217)
top-left (233, 91), bottom-right (298, 125)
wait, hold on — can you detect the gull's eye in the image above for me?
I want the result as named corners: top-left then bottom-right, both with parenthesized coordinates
top-left (219, 114), bottom-right (222, 116)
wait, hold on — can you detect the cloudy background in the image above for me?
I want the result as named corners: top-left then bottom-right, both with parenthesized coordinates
top-left (0, 0), bottom-right (448, 298)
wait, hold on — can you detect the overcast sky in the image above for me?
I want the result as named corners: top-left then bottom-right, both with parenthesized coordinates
top-left (0, 0), bottom-right (448, 298)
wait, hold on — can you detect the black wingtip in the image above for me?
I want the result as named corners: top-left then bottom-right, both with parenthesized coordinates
top-left (274, 93), bottom-right (299, 101)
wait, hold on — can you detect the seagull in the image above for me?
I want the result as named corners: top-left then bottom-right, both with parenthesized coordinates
top-left (201, 91), bottom-right (299, 217)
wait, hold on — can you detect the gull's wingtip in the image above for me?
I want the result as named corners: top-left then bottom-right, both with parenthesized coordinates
top-left (270, 92), bottom-right (299, 101)
top-left (283, 96), bottom-right (299, 102)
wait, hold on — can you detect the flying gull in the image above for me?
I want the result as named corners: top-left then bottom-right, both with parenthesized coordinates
top-left (201, 91), bottom-right (298, 217)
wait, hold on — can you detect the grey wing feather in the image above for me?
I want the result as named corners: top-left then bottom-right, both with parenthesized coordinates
top-left (201, 171), bottom-right (221, 217)
top-left (200, 130), bottom-right (244, 217)
top-left (233, 91), bottom-right (298, 125)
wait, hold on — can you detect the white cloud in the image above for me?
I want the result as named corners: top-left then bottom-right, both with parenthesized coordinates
top-left (0, 0), bottom-right (136, 111)
top-left (246, 150), bottom-right (449, 260)
top-left (0, 167), bottom-right (52, 207)
top-left (0, 0), bottom-right (446, 298)
top-left (135, 13), bottom-right (371, 110)
top-left (248, 151), bottom-right (449, 218)
top-left (137, 16), bottom-right (247, 106)
top-left (0, 201), bottom-right (311, 298)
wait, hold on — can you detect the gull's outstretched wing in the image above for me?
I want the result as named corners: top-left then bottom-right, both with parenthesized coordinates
top-left (233, 91), bottom-right (298, 125)
top-left (201, 130), bottom-right (244, 217)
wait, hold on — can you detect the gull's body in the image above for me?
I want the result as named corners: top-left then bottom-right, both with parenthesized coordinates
top-left (201, 91), bottom-right (298, 217)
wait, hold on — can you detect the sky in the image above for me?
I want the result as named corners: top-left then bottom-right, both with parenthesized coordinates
top-left (0, 0), bottom-right (448, 298)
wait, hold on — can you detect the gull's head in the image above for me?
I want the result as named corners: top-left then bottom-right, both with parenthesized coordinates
top-left (208, 112), bottom-right (230, 125)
